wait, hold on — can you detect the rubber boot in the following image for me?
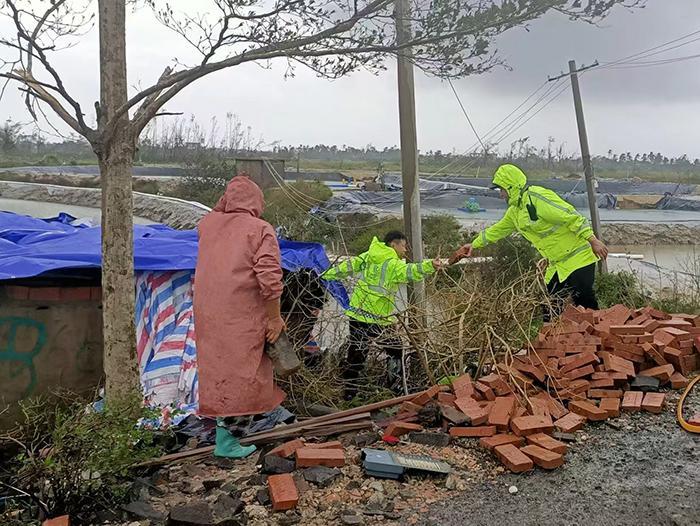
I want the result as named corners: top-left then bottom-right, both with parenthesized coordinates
top-left (214, 420), bottom-right (256, 459)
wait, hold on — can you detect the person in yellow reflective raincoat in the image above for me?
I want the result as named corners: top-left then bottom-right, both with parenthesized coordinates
top-left (322, 231), bottom-right (443, 399)
top-left (451, 164), bottom-right (608, 317)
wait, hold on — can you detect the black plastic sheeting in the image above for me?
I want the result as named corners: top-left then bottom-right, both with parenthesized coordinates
top-left (318, 184), bottom-right (617, 219)
top-left (657, 195), bottom-right (700, 212)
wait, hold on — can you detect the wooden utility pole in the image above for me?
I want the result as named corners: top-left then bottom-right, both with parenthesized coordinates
top-left (551, 60), bottom-right (607, 273)
top-left (395, 0), bottom-right (425, 302)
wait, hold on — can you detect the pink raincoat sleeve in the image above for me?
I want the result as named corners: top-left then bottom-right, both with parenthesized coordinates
top-left (254, 225), bottom-right (284, 301)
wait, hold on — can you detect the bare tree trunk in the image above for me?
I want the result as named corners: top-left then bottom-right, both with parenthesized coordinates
top-left (97, 0), bottom-right (138, 397)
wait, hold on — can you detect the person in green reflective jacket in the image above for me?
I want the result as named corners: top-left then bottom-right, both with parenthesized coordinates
top-left (450, 164), bottom-right (608, 318)
top-left (322, 231), bottom-right (443, 399)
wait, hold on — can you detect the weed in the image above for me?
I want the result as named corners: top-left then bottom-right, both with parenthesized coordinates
top-left (0, 393), bottom-right (164, 524)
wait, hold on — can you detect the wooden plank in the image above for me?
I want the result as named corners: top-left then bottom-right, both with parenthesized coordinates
top-left (133, 387), bottom-right (445, 467)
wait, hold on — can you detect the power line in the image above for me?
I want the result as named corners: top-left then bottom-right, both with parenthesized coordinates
top-left (447, 78), bottom-right (486, 151)
top-left (598, 29), bottom-right (700, 68)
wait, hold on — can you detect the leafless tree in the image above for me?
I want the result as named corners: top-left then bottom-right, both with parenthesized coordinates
top-left (0, 0), bottom-right (641, 396)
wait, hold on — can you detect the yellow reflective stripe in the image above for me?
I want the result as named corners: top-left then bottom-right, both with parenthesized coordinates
top-left (379, 260), bottom-right (390, 288)
top-left (406, 263), bottom-right (416, 281)
top-left (554, 244), bottom-right (590, 264)
top-left (480, 229), bottom-right (488, 245)
top-left (576, 223), bottom-right (591, 235)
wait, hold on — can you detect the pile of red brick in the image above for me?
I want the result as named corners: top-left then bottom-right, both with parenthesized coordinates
top-left (265, 439), bottom-right (347, 511)
top-left (384, 304), bottom-right (699, 473)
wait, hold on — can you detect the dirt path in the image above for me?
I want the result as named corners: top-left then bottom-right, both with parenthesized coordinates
top-left (418, 404), bottom-right (700, 526)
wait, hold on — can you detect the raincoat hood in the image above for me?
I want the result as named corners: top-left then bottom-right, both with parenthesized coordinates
top-left (365, 237), bottom-right (398, 264)
top-left (213, 175), bottom-right (264, 217)
top-left (492, 164), bottom-right (528, 206)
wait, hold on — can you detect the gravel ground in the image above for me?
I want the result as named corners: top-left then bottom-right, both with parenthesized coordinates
top-left (418, 396), bottom-right (700, 526)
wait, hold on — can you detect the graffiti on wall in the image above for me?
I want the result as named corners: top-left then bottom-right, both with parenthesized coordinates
top-left (0, 316), bottom-right (47, 398)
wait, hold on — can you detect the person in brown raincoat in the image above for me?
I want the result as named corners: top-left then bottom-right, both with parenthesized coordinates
top-left (194, 175), bottom-right (286, 458)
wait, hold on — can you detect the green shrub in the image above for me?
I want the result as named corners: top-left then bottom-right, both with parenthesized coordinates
top-left (1, 395), bottom-right (164, 523)
top-left (172, 157), bottom-right (232, 207)
top-left (594, 270), bottom-right (648, 309)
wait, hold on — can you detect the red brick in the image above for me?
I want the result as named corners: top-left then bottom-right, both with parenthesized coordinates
top-left (412, 385), bottom-right (441, 406)
top-left (5, 285), bottom-right (30, 300)
top-left (534, 392), bottom-right (569, 420)
top-left (268, 473), bottom-right (299, 511)
top-left (494, 444), bottom-right (534, 473)
top-left (526, 432), bottom-right (568, 454)
top-left (560, 352), bottom-right (599, 374)
top-left (570, 379), bottom-right (591, 393)
top-left (677, 339), bottom-right (694, 352)
top-left (695, 336), bottom-right (700, 353)
top-left (510, 415), bottom-right (554, 437)
top-left (474, 381), bottom-right (496, 401)
top-left (591, 371), bottom-right (628, 381)
top-left (639, 319), bottom-right (660, 333)
top-left (601, 352), bottom-right (636, 377)
top-left (599, 398), bottom-right (621, 418)
top-left (629, 313), bottom-right (650, 325)
top-left (512, 361), bottom-right (546, 383)
top-left (449, 426), bottom-right (497, 438)
top-left (589, 378), bottom-right (615, 388)
top-left (569, 400), bottom-right (608, 421)
top-left (599, 304), bottom-right (632, 325)
top-left (656, 321), bottom-right (692, 333)
top-left (437, 392), bottom-right (456, 405)
top-left (43, 518), bottom-right (70, 526)
top-left (678, 353), bottom-right (700, 375)
top-left (610, 325), bottom-right (645, 335)
top-left (29, 287), bottom-right (61, 301)
top-left (520, 444), bottom-right (565, 469)
top-left (479, 434), bottom-right (525, 451)
top-left (554, 412), bottom-right (586, 433)
top-left (641, 392), bottom-right (665, 414)
top-left (268, 439), bottom-right (306, 459)
top-left (563, 344), bottom-right (598, 355)
top-left (528, 398), bottom-right (551, 419)
top-left (454, 398), bottom-right (489, 425)
top-left (450, 374), bottom-right (475, 399)
top-left (60, 287), bottom-right (92, 301)
top-left (587, 389), bottom-right (623, 399)
top-left (638, 364), bottom-right (674, 383)
top-left (488, 396), bottom-right (516, 431)
top-left (642, 342), bottom-right (668, 366)
top-left (654, 330), bottom-right (675, 347)
top-left (643, 306), bottom-right (671, 320)
top-left (621, 391), bottom-right (643, 412)
top-left (479, 373), bottom-right (511, 396)
top-left (670, 372), bottom-right (689, 390)
top-left (563, 364), bottom-right (594, 380)
top-left (305, 440), bottom-right (343, 450)
top-left (385, 422), bottom-right (423, 438)
top-left (611, 348), bottom-right (646, 364)
top-left (295, 447), bottom-right (345, 468)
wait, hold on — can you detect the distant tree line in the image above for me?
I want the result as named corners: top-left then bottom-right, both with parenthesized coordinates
top-left (2, 117), bottom-right (699, 176)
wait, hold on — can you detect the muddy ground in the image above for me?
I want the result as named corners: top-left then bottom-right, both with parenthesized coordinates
top-left (419, 398), bottom-right (700, 526)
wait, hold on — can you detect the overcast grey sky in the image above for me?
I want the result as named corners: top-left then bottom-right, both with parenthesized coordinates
top-left (2, 0), bottom-right (700, 158)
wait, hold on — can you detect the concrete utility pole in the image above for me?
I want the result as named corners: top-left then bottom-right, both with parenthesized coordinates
top-left (395, 0), bottom-right (425, 302)
top-left (551, 60), bottom-right (607, 273)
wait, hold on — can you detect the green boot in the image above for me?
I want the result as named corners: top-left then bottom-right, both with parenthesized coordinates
top-left (214, 420), bottom-right (256, 459)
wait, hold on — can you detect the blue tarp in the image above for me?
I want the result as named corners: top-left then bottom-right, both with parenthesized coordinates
top-left (0, 211), bottom-right (349, 307)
